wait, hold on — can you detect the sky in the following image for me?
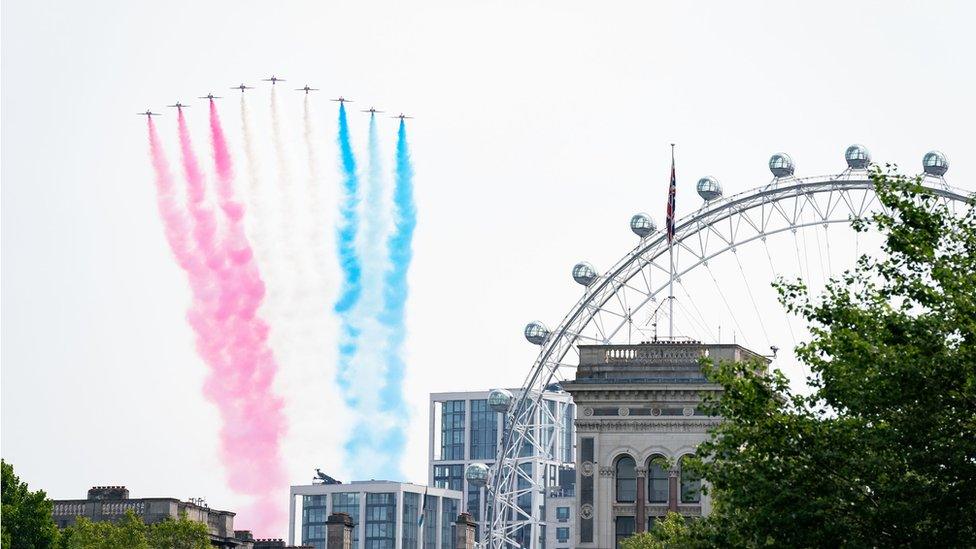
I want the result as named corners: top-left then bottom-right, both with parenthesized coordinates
top-left (2, 0), bottom-right (975, 538)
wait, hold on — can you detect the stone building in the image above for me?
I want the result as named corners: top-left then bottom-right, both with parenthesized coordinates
top-left (51, 486), bottom-right (246, 548)
top-left (562, 341), bottom-right (767, 548)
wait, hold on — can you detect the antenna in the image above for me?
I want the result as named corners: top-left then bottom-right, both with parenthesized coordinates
top-left (668, 143), bottom-right (676, 339)
top-left (627, 307), bottom-right (632, 344)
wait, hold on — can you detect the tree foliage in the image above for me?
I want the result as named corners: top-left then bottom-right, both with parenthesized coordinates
top-left (146, 513), bottom-right (210, 549)
top-left (58, 510), bottom-right (209, 549)
top-left (691, 167), bottom-right (976, 547)
top-left (620, 512), bottom-right (694, 549)
top-left (1, 460), bottom-right (59, 549)
top-left (61, 512), bottom-right (148, 549)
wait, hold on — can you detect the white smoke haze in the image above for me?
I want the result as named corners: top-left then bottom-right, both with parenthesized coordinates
top-left (240, 91), bottom-right (352, 486)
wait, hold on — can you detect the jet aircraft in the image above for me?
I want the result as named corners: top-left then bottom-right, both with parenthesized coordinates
top-left (330, 96), bottom-right (353, 103)
top-left (361, 107), bottom-right (384, 114)
top-left (231, 84), bottom-right (255, 93)
top-left (167, 102), bottom-right (190, 110)
top-left (296, 85), bottom-right (319, 94)
top-left (198, 93), bottom-right (222, 100)
top-left (263, 75), bottom-right (285, 85)
top-left (137, 110), bottom-right (160, 117)
top-left (391, 113), bottom-right (413, 120)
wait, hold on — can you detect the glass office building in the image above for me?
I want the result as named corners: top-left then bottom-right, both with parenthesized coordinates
top-left (428, 388), bottom-right (576, 545)
top-left (289, 481), bottom-right (462, 549)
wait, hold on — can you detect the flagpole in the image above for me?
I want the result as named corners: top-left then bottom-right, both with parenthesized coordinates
top-left (669, 143), bottom-right (675, 339)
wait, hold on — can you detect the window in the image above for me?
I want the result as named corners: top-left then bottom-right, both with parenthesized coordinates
top-left (556, 506), bottom-right (570, 522)
top-left (647, 456), bottom-right (668, 503)
top-left (302, 494), bottom-right (330, 547)
top-left (365, 493), bottom-right (396, 549)
top-left (541, 400), bottom-right (557, 457)
top-left (423, 495), bottom-right (439, 549)
top-left (331, 493), bottom-right (361, 547)
top-left (614, 516), bottom-right (635, 549)
top-left (469, 399), bottom-right (498, 460)
top-left (303, 507), bottom-right (327, 524)
top-left (615, 455), bottom-right (637, 503)
top-left (303, 495), bottom-right (327, 507)
top-left (441, 498), bottom-right (458, 549)
top-left (556, 527), bottom-right (570, 542)
top-left (562, 403), bottom-right (575, 463)
top-left (440, 400), bottom-right (466, 460)
top-left (467, 484), bottom-right (482, 525)
top-left (434, 464), bottom-right (463, 491)
top-left (680, 456), bottom-right (701, 504)
top-left (402, 492), bottom-right (420, 549)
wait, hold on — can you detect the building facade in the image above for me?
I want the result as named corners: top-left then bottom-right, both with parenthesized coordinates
top-left (51, 486), bottom-right (247, 548)
top-left (543, 494), bottom-right (575, 549)
top-left (287, 481), bottom-right (462, 549)
top-left (427, 388), bottom-right (576, 544)
top-left (562, 341), bottom-right (767, 549)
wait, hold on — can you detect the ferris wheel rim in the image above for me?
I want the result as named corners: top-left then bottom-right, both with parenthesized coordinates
top-left (486, 173), bottom-right (971, 548)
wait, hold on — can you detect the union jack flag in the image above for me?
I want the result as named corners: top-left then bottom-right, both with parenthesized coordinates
top-left (666, 146), bottom-right (676, 243)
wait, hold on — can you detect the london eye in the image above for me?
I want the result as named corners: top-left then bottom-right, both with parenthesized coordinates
top-left (482, 147), bottom-right (969, 548)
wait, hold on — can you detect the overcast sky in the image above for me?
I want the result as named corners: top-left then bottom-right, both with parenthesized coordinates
top-left (3, 0), bottom-right (974, 537)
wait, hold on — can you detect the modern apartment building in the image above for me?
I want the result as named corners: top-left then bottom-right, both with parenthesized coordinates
top-left (427, 388), bottom-right (576, 545)
top-left (287, 480), bottom-right (462, 549)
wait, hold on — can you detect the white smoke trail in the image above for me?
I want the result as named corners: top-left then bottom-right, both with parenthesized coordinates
top-left (341, 114), bottom-right (405, 479)
top-left (304, 94), bottom-right (331, 280)
top-left (266, 88), bottom-right (349, 484)
top-left (240, 96), bottom-right (277, 296)
top-left (269, 86), bottom-right (303, 302)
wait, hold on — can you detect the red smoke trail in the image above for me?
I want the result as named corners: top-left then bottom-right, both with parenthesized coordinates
top-left (206, 100), bottom-right (287, 534)
top-left (145, 110), bottom-right (285, 534)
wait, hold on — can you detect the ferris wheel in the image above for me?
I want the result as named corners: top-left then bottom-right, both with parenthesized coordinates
top-left (481, 147), bottom-right (970, 548)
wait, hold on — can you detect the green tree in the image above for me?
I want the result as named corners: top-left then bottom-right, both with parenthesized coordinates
top-left (147, 513), bottom-right (210, 549)
top-left (62, 511), bottom-right (148, 549)
top-left (692, 167), bottom-right (976, 547)
top-left (1, 460), bottom-right (59, 549)
top-left (620, 512), bottom-right (695, 549)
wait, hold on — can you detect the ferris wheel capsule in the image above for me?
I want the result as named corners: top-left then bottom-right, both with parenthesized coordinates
top-left (845, 144), bottom-right (871, 169)
top-left (488, 389), bottom-right (514, 413)
top-left (769, 153), bottom-right (795, 177)
top-left (630, 213), bottom-right (656, 238)
top-left (696, 176), bottom-right (723, 201)
top-left (923, 150), bottom-right (949, 176)
top-left (572, 262), bottom-right (599, 286)
top-left (524, 321), bottom-right (550, 345)
top-left (466, 463), bottom-right (490, 488)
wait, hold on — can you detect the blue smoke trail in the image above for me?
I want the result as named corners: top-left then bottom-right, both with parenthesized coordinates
top-left (334, 103), bottom-right (361, 397)
top-left (379, 119), bottom-right (416, 431)
top-left (342, 112), bottom-right (405, 480)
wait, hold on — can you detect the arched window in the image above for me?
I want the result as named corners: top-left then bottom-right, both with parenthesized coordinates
top-left (615, 455), bottom-right (637, 503)
top-left (647, 456), bottom-right (668, 503)
top-left (680, 455), bottom-right (701, 503)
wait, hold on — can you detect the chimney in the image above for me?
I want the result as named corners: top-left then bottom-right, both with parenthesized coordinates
top-left (326, 512), bottom-right (353, 549)
top-left (454, 512), bottom-right (477, 549)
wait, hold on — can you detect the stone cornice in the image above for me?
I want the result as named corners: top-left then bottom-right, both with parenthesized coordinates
top-left (576, 419), bottom-right (721, 433)
top-left (567, 387), bottom-right (720, 404)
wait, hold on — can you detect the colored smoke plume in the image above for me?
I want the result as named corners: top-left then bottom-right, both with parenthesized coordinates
top-left (342, 114), bottom-right (403, 478)
top-left (379, 119), bottom-right (416, 428)
top-left (207, 100), bottom-right (287, 534)
top-left (145, 109), bottom-right (287, 535)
